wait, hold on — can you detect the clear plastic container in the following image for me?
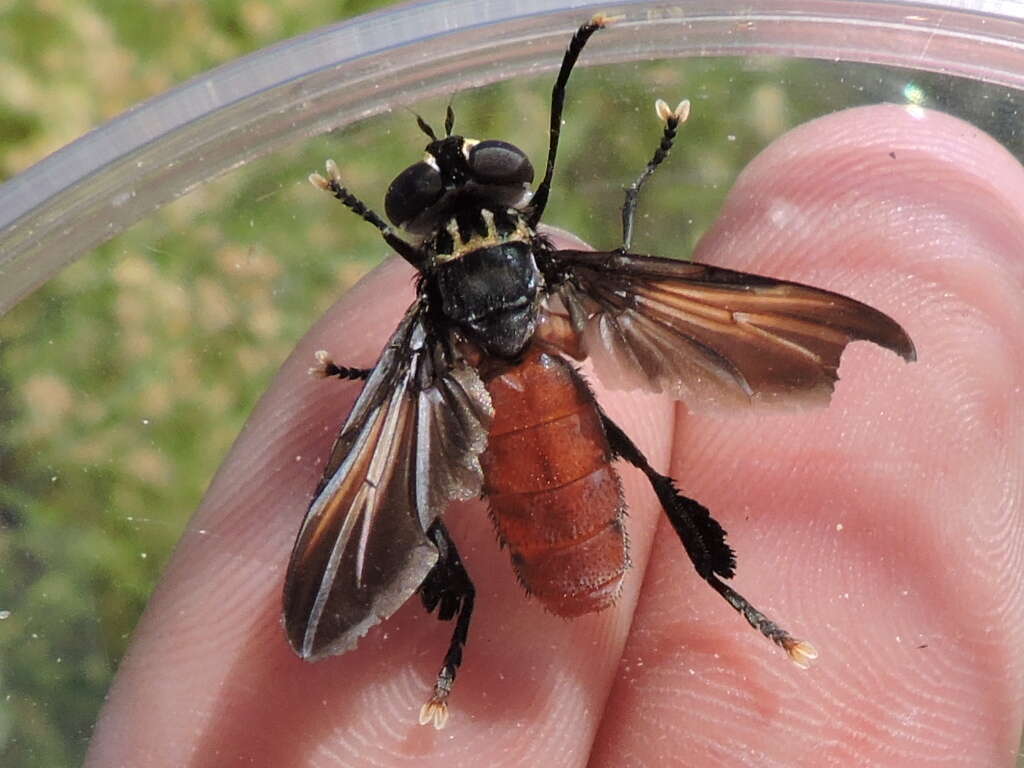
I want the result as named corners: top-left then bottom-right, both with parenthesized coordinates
top-left (1, 1), bottom-right (1022, 764)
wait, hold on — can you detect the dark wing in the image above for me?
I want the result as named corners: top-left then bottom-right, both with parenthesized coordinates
top-left (545, 249), bottom-right (915, 409)
top-left (283, 302), bottom-right (493, 660)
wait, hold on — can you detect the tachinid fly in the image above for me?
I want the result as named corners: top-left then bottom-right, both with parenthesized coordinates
top-left (283, 15), bottom-right (916, 729)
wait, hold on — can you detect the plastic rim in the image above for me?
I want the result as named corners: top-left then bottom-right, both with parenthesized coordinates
top-left (1, 0), bottom-right (1024, 314)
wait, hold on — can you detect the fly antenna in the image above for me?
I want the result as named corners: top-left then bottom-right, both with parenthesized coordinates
top-left (444, 102), bottom-right (456, 136)
top-left (411, 110), bottom-right (437, 140)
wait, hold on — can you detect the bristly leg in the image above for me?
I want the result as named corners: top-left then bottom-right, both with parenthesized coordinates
top-left (621, 98), bottom-right (690, 251)
top-left (308, 350), bottom-right (371, 381)
top-left (599, 411), bottom-right (817, 668)
top-left (309, 159), bottom-right (427, 268)
top-left (418, 518), bottom-right (476, 729)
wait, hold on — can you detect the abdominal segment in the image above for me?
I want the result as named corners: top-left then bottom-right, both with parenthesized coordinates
top-left (481, 349), bottom-right (628, 616)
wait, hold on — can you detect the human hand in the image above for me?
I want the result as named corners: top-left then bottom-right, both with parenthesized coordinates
top-left (87, 104), bottom-right (1024, 767)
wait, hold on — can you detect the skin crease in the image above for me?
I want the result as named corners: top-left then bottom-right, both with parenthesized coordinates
top-left (86, 104), bottom-right (1024, 767)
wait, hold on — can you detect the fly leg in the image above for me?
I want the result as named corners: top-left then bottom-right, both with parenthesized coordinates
top-left (599, 411), bottom-right (817, 668)
top-left (620, 98), bottom-right (691, 251)
top-left (528, 15), bottom-right (611, 227)
top-left (418, 518), bottom-right (476, 729)
top-left (308, 350), bottom-right (371, 381)
top-left (309, 159), bottom-right (428, 269)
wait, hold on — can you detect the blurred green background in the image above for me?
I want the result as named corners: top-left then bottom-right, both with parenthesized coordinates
top-left (0, 1), bottom-right (1017, 765)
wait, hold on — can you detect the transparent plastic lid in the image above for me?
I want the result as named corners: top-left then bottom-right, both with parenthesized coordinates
top-left (3, 0), bottom-right (1024, 314)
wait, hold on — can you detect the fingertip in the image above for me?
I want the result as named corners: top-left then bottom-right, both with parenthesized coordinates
top-left (697, 103), bottom-right (1024, 283)
top-left (89, 257), bottom-right (419, 765)
top-left (597, 105), bottom-right (1024, 764)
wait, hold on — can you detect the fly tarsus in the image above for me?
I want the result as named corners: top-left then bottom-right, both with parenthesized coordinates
top-left (309, 159), bottom-right (427, 267)
top-left (621, 98), bottom-right (691, 251)
top-left (707, 574), bottom-right (818, 668)
top-left (418, 519), bottom-right (476, 729)
top-left (309, 350), bottom-right (371, 381)
top-left (599, 410), bottom-right (816, 668)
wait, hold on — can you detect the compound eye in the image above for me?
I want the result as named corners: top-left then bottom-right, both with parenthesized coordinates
top-left (467, 140), bottom-right (534, 185)
top-left (384, 161), bottom-right (443, 227)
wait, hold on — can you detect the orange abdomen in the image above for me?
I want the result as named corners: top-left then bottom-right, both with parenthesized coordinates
top-left (481, 350), bottom-right (628, 617)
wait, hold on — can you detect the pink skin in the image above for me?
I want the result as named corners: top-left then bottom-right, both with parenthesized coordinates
top-left (87, 104), bottom-right (1024, 767)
